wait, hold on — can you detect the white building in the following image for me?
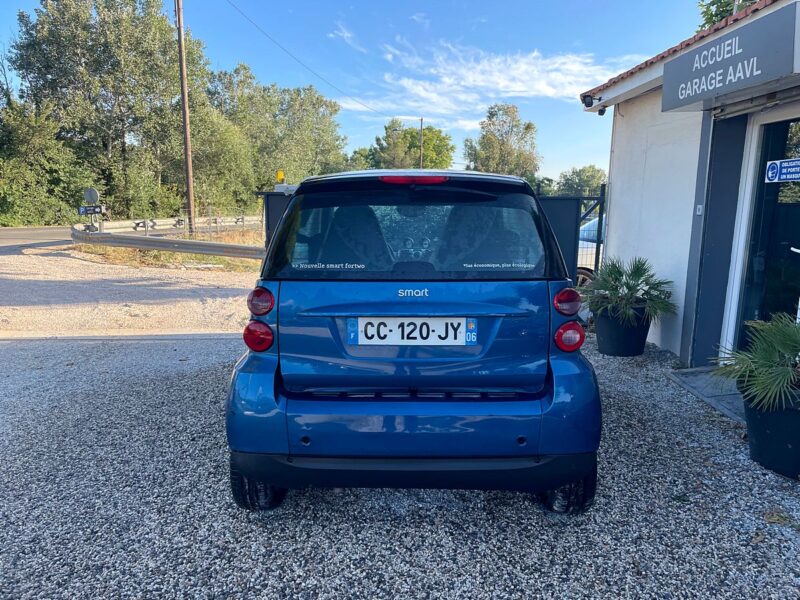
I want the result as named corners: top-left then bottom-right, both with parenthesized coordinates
top-left (581, 0), bottom-right (800, 366)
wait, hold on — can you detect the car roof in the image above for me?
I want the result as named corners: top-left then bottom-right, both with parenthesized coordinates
top-left (299, 169), bottom-right (528, 186)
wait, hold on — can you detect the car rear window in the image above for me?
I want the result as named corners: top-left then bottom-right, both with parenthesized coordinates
top-left (265, 186), bottom-right (562, 281)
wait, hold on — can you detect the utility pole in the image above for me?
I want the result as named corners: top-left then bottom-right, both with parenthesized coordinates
top-left (175, 0), bottom-right (196, 234)
top-left (419, 117), bottom-right (424, 169)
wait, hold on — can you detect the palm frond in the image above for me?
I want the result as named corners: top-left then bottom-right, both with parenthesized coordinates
top-left (714, 315), bottom-right (800, 411)
top-left (578, 256), bottom-right (677, 326)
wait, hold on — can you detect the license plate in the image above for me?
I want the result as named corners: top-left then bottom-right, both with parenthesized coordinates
top-left (347, 317), bottom-right (477, 346)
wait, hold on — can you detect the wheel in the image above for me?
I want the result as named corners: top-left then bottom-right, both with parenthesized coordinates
top-left (576, 268), bottom-right (594, 288)
top-left (229, 456), bottom-right (287, 511)
top-left (538, 460), bottom-right (597, 514)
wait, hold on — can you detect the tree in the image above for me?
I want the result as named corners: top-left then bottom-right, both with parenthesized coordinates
top-left (555, 165), bottom-right (607, 197)
top-left (210, 66), bottom-right (346, 187)
top-left (370, 118), bottom-right (415, 169)
top-left (346, 147), bottom-right (372, 171)
top-left (463, 104), bottom-right (539, 178)
top-left (0, 100), bottom-right (94, 225)
top-left (698, 0), bottom-right (757, 30)
top-left (400, 124), bottom-right (455, 169)
top-left (530, 175), bottom-right (556, 196)
top-left (4, 2), bottom-right (351, 224)
top-left (10, 0), bottom-right (209, 218)
top-left (359, 119), bottom-right (455, 170)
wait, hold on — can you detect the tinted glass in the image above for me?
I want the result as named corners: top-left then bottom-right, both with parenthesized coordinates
top-left (266, 188), bottom-right (554, 280)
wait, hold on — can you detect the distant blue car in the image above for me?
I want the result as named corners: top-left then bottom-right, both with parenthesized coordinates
top-left (227, 171), bottom-right (601, 513)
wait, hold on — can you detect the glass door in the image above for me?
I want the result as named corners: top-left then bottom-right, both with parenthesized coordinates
top-left (738, 118), bottom-right (800, 344)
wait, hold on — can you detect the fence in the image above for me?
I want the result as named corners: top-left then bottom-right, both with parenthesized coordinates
top-left (70, 225), bottom-right (266, 259)
top-left (77, 215), bottom-right (263, 235)
top-left (537, 184), bottom-right (606, 286)
top-left (71, 213), bottom-right (266, 259)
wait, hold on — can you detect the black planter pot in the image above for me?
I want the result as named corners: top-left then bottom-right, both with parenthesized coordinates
top-left (741, 390), bottom-right (800, 480)
top-left (594, 307), bottom-right (651, 357)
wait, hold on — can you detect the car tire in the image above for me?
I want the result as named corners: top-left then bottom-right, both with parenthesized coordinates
top-left (230, 457), bottom-right (287, 511)
top-left (538, 460), bottom-right (597, 514)
top-left (576, 268), bottom-right (594, 288)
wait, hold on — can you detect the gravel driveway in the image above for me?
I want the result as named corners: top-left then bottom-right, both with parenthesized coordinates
top-left (1, 336), bottom-right (798, 599)
top-left (0, 246), bottom-right (256, 337)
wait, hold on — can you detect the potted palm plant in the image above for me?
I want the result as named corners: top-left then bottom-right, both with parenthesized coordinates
top-left (715, 314), bottom-right (800, 479)
top-left (579, 257), bottom-right (676, 357)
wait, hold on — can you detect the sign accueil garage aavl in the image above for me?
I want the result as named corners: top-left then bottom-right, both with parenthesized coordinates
top-left (662, 3), bottom-right (797, 111)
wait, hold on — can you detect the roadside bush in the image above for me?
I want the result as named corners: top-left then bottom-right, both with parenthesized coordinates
top-left (0, 102), bottom-right (94, 226)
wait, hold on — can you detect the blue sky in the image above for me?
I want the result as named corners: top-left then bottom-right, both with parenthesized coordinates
top-left (1, 1), bottom-right (700, 178)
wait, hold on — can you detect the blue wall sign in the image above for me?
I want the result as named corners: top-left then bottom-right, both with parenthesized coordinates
top-left (765, 159), bottom-right (800, 183)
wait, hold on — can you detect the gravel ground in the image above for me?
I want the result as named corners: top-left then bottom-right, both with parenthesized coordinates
top-left (1, 336), bottom-right (799, 599)
top-left (0, 246), bottom-right (256, 336)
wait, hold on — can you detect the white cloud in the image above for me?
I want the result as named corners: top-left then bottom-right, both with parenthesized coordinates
top-left (339, 40), bottom-right (646, 120)
top-left (410, 12), bottom-right (430, 28)
top-left (448, 118), bottom-right (482, 131)
top-left (328, 21), bottom-right (367, 53)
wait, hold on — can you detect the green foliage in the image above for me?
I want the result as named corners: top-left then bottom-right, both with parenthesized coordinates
top-left (369, 119), bottom-right (414, 169)
top-left (556, 165), bottom-right (607, 197)
top-left (463, 104), bottom-right (539, 178)
top-left (0, 101), bottom-right (94, 225)
top-left (400, 124), bottom-right (455, 169)
top-left (698, 0), bottom-right (757, 30)
top-left (357, 118), bottom-right (454, 170)
top-left (3, 2), bottom-right (349, 224)
top-left (530, 176), bottom-right (556, 196)
top-left (579, 257), bottom-right (677, 325)
top-left (209, 66), bottom-right (346, 188)
top-left (715, 314), bottom-right (800, 411)
top-left (346, 147), bottom-right (372, 171)
top-left (189, 98), bottom-right (255, 214)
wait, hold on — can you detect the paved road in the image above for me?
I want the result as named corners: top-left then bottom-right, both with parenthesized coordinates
top-left (0, 226), bottom-right (71, 249)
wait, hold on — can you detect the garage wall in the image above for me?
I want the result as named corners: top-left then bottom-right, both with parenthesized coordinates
top-left (605, 88), bottom-right (704, 355)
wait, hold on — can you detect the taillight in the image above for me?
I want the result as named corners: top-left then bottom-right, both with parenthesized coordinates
top-left (243, 321), bottom-right (274, 352)
top-left (553, 288), bottom-right (581, 316)
top-left (247, 287), bottom-right (274, 315)
top-left (379, 175), bottom-right (449, 185)
top-left (554, 321), bottom-right (585, 352)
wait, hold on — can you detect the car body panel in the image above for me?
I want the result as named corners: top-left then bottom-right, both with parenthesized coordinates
top-left (276, 280), bottom-right (550, 394)
top-left (226, 171), bottom-right (602, 492)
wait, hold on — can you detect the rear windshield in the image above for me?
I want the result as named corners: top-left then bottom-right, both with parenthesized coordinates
top-left (265, 187), bottom-right (562, 281)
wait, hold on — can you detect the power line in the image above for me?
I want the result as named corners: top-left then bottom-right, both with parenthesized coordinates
top-left (224, 0), bottom-right (392, 119)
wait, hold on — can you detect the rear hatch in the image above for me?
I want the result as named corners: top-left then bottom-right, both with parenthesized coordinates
top-left (278, 280), bottom-right (550, 394)
top-left (264, 174), bottom-right (567, 456)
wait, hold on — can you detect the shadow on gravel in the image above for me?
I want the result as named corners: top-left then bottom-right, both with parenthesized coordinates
top-left (0, 275), bottom-right (248, 306)
top-left (0, 240), bottom-right (71, 256)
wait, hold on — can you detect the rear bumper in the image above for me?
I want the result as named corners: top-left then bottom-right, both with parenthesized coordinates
top-left (231, 450), bottom-right (596, 492)
top-left (227, 351), bottom-right (601, 458)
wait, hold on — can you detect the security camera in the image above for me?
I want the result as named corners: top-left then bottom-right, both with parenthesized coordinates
top-left (582, 95), bottom-right (594, 108)
top-left (598, 107), bottom-right (606, 116)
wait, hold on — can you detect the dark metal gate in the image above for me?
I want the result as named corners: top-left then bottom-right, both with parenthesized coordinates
top-left (256, 191), bottom-right (292, 245)
top-left (537, 184), bottom-right (606, 286)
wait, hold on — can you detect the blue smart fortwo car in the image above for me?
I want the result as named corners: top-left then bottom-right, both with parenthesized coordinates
top-left (227, 170), bottom-right (601, 513)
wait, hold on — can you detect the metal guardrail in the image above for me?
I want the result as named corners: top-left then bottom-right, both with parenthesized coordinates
top-left (78, 215), bottom-right (263, 235)
top-left (71, 225), bottom-right (266, 260)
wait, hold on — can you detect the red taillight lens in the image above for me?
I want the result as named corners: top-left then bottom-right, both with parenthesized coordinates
top-left (243, 321), bottom-right (274, 352)
top-left (379, 175), bottom-right (449, 185)
top-left (247, 287), bottom-right (274, 315)
top-left (554, 321), bottom-right (585, 352)
top-left (553, 288), bottom-right (582, 316)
